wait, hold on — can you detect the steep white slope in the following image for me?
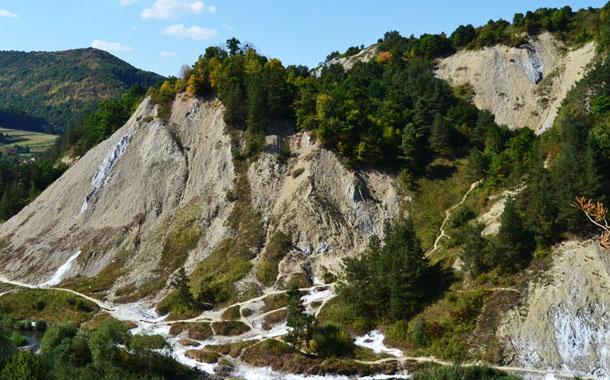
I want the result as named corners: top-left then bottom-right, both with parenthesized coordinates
top-left (498, 239), bottom-right (610, 379)
top-left (436, 33), bottom-right (596, 134)
top-left (0, 94), bottom-right (400, 302)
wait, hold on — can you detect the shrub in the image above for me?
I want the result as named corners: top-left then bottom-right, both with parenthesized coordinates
top-left (450, 206), bottom-right (476, 229)
top-left (310, 323), bottom-right (355, 358)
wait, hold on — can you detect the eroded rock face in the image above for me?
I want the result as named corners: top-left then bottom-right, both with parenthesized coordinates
top-left (313, 45), bottom-right (378, 77)
top-left (436, 33), bottom-right (596, 134)
top-left (0, 95), bottom-right (401, 302)
top-left (248, 132), bottom-right (401, 280)
top-left (498, 239), bottom-right (610, 379)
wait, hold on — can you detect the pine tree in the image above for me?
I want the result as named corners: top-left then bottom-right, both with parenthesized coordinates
top-left (525, 160), bottom-right (559, 246)
top-left (170, 268), bottom-right (194, 308)
top-left (492, 198), bottom-right (534, 272)
top-left (338, 219), bottom-right (441, 322)
top-left (429, 113), bottom-right (453, 158)
top-left (286, 285), bottom-right (315, 348)
top-left (401, 123), bottom-right (424, 170)
top-left (459, 223), bottom-right (488, 275)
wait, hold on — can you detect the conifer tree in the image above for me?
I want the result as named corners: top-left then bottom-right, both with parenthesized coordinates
top-left (286, 285), bottom-right (315, 348)
top-left (429, 113), bottom-right (453, 158)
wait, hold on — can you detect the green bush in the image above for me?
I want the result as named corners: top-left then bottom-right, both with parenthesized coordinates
top-left (450, 206), bottom-right (476, 229)
top-left (310, 323), bottom-right (355, 358)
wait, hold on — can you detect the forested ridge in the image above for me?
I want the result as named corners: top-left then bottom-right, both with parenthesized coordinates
top-left (0, 48), bottom-right (163, 134)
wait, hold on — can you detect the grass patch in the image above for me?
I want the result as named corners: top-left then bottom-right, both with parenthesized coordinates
top-left (189, 239), bottom-right (253, 305)
top-left (204, 341), bottom-right (255, 357)
top-left (241, 339), bottom-right (398, 376)
top-left (0, 127), bottom-right (58, 155)
top-left (0, 289), bottom-right (98, 324)
top-left (384, 290), bottom-right (488, 361)
top-left (185, 349), bottom-right (221, 363)
top-left (169, 322), bottom-right (213, 340)
top-left (128, 334), bottom-right (167, 350)
top-left (156, 290), bottom-right (205, 320)
top-left (262, 293), bottom-right (288, 313)
top-left (261, 309), bottom-right (287, 330)
top-left (256, 231), bottom-right (291, 286)
top-left (160, 204), bottom-right (202, 275)
top-left (316, 297), bottom-right (372, 335)
top-left (411, 159), bottom-right (472, 251)
top-left (211, 320), bottom-right (250, 336)
top-left (411, 364), bottom-right (519, 380)
top-left (221, 305), bottom-right (241, 320)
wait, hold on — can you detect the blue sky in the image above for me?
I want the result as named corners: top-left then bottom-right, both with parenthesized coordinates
top-left (0, 0), bottom-right (606, 76)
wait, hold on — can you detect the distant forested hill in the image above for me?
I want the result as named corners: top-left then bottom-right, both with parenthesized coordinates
top-left (0, 48), bottom-right (164, 133)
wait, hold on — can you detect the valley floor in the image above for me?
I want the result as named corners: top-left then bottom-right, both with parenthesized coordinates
top-left (0, 270), bottom-right (595, 379)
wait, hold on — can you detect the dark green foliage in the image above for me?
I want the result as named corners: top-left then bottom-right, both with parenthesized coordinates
top-left (429, 114), bottom-right (454, 158)
top-left (337, 219), bottom-right (445, 322)
top-left (0, 153), bottom-right (67, 221)
top-left (54, 85), bottom-right (146, 157)
top-left (450, 206), bottom-right (476, 229)
top-left (0, 351), bottom-right (47, 380)
top-left (13, 318), bottom-right (199, 379)
top-left (459, 223), bottom-right (489, 276)
top-left (0, 326), bottom-right (15, 369)
top-left (170, 267), bottom-right (196, 309)
top-left (412, 365), bottom-right (519, 380)
top-left (310, 323), bottom-right (355, 358)
top-left (450, 25), bottom-right (477, 48)
top-left (488, 198), bottom-right (534, 273)
top-left (0, 48), bottom-right (162, 134)
top-left (286, 285), bottom-right (315, 348)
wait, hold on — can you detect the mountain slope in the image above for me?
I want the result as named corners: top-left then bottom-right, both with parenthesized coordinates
top-left (0, 48), bottom-right (163, 133)
top-left (0, 95), bottom-right (399, 301)
top-left (436, 32), bottom-right (596, 134)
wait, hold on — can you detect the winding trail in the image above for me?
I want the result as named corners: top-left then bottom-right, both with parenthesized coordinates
top-left (426, 179), bottom-right (483, 257)
top-left (0, 274), bottom-right (114, 311)
top-left (0, 273), bottom-right (592, 379)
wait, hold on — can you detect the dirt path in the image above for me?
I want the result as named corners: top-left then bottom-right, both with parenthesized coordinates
top-left (355, 355), bottom-right (589, 379)
top-left (426, 179), bottom-right (482, 256)
top-left (0, 272), bottom-right (588, 379)
top-left (0, 274), bottom-right (114, 311)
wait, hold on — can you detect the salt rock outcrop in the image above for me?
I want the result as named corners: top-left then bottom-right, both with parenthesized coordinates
top-left (436, 33), bottom-right (596, 134)
top-left (0, 95), bottom-right (400, 302)
top-left (498, 239), bottom-right (610, 379)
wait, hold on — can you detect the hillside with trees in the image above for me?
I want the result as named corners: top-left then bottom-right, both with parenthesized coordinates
top-left (2, 2), bottom-right (610, 379)
top-left (0, 48), bottom-right (163, 134)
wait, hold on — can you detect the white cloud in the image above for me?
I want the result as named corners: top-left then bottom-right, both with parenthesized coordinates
top-left (162, 24), bottom-right (217, 40)
top-left (119, 0), bottom-right (138, 6)
top-left (160, 50), bottom-right (176, 57)
top-left (91, 39), bottom-right (133, 54)
top-left (0, 9), bottom-right (18, 18)
top-left (142, 0), bottom-right (214, 19)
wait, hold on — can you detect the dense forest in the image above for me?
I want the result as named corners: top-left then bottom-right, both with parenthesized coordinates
top-left (0, 48), bottom-right (162, 134)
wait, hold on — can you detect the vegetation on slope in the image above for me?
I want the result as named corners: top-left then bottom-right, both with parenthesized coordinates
top-left (0, 48), bottom-right (163, 134)
top-left (0, 317), bottom-right (197, 380)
